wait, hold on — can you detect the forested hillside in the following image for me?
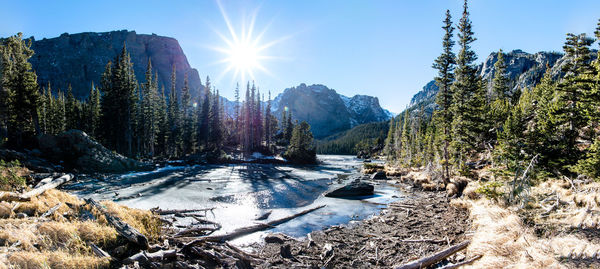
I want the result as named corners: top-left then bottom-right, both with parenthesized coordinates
top-left (385, 1), bottom-right (600, 182)
top-left (0, 34), bottom-right (316, 164)
top-left (316, 121), bottom-right (388, 155)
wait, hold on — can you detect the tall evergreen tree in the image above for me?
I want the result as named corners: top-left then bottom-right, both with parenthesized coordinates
top-left (555, 33), bottom-right (595, 166)
top-left (86, 82), bottom-right (101, 138)
top-left (65, 84), bottom-right (78, 130)
top-left (100, 44), bottom-right (139, 156)
top-left (198, 76), bottom-right (211, 149)
top-left (0, 33), bottom-right (41, 146)
top-left (432, 9), bottom-right (456, 184)
top-left (167, 66), bottom-right (181, 157)
top-left (181, 73), bottom-right (195, 155)
top-left (450, 0), bottom-right (483, 171)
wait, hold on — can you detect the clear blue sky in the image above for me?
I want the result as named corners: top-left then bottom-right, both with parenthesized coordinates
top-left (1, 0), bottom-right (600, 113)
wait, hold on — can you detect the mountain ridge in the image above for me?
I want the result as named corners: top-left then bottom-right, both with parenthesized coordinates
top-left (407, 49), bottom-right (576, 113)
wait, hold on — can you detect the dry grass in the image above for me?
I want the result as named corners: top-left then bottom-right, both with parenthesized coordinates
top-left (457, 198), bottom-right (563, 268)
top-left (99, 200), bottom-right (162, 242)
top-left (6, 251), bottom-right (110, 269)
top-left (450, 175), bottom-right (600, 268)
top-left (0, 185), bottom-right (162, 268)
top-left (13, 189), bottom-right (83, 219)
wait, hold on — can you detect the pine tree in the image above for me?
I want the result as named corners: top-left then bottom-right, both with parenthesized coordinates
top-left (0, 33), bottom-right (41, 146)
top-left (432, 9), bottom-right (456, 183)
top-left (488, 49), bottom-right (511, 143)
top-left (571, 20), bottom-right (600, 179)
top-left (450, 0), bottom-right (483, 171)
top-left (400, 109), bottom-right (412, 166)
top-left (264, 91), bottom-right (274, 149)
top-left (234, 83), bottom-right (241, 146)
top-left (100, 44), bottom-right (139, 156)
top-left (491, 49), bottom-right (510, 101)
top-left (167, 66), bottom-right (181, 157)
top-left (54, 89), bottom-right (66, 135)
top-left (283, 121), bottom-right (316, 164)
top-left (156, 85), bottom-right (169, 157)
top-left (65, 84), bottom-right (77, 130)
top-left (180, 73), bottom-right (195, 155)
top-left (140, 59), bottom-right (161, 157)
top-left (86, 82), bottom-right (101, 138)
top-left (554, 33), bottom-right (595, 169)
top-left (198, 76), bottom-right (211, 150)
top-left (38, 83), bottom-right (50, 134)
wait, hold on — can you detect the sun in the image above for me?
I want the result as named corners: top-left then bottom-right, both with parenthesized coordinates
top-left (225, 38), bottom-right (261, 77)
top-left (211, 1), bottom-right (285, 84)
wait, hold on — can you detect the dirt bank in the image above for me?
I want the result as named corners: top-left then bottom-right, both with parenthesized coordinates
top-left (255, 190), bottom-right (472, 268)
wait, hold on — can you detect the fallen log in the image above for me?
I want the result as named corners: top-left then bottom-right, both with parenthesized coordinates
top-left (85, 198), bottom-right (149, 249)
top-left (151, 207), bottom-right (215, 215)
top-left (22, 174), bottom-right (73, 199)
top-left (394, 240), bottom-right (470, 269)
top-left (0, 174), bottom-right (73, 202)
top-left (185, 205), bottom-right (325, 246)
top-left (90, 243), bottom-right (112, 259)
top-left (174, 226), bottom-right (220, 237)
top-left (34, 176), bottom-right (54, 188)
top-left (41, 202), bottom-right (62, 218)
top-left (440, 254), bottom-right (483, 269)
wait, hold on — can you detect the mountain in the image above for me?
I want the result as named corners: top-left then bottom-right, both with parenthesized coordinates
top-left (22, 31), bottom-right (392, 138)
top-left (28, 30), bottom-right (203, 99)
top-left (271, 83), bottom-right (393, 138)
top-left (408, 49), bottom-right (567, 113)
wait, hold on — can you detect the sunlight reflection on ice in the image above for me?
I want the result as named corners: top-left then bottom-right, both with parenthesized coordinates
top-left (65, 155), bottom-right (404, 245)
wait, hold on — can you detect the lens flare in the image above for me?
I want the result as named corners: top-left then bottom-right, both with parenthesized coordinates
top-left (210, 1), bottom-right (289, 84)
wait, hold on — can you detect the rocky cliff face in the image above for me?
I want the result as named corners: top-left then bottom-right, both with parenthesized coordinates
top-left (272, 83), bottom-right (392, 138)
top-left (29, 30), bottom-right (203, 99)
top-left (409, 50), bottom-right (567, 111)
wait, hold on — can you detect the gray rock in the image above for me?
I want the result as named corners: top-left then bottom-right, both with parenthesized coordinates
top-left (371, 171), bottom-right (387, 180)
top-left (37, 130), bottom-right (151, 173)
top-left (325, 180), bottom-right (374, 198)
top-left (29, 30), bottom-right (203, 100)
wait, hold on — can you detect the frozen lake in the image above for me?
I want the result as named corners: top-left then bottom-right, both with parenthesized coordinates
top-left (64, 155), bottom-right (404, 244)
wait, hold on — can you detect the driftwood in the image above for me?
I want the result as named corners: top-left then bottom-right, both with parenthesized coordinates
top-left (41, 203), bottom-right (62, 218)
top-left (186, 205), bottom-right (326, 247)
top-left (0, 174), bottom-right (73, 202)
top-left (151, 207), bottom-right (215, 215)
top-left (394, 240), bottom-right (470, 269)
top-left (85, 198), bottom-right (149, 249)
top-left (33, 176), bottom-right (54, 188)
top-left (174, 226), bottom-right (220, 237)
top-left (440, 254), bottom-right (483, 269)
top-left (90, 243), bottom-right (112, 259)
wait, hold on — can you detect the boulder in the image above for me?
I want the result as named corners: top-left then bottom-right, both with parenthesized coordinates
top-left (325, 180), bottom-right (374, 198)
top-left (0, 149), bottom-right (61, 173)
top-left (371, 171), bottom-right (387, 180)
top-left (37, 130), bottom-right (151, 173)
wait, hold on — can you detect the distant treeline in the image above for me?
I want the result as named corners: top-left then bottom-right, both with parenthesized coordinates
top-left (316, 121), bottom-right (389, 155)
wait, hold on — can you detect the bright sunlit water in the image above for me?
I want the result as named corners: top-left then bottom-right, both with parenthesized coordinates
top-left (64, 155), bottom-right (404, 245)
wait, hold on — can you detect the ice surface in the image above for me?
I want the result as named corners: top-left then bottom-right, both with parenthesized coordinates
top-left (64, 155), bottom-right (404, 245)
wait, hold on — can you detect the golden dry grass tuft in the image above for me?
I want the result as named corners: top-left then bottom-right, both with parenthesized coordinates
top-left (13, 189), bottom-right (83, 219)
top-left (0, 202), bottom-right (12, 218)
top-left (6, 251), bottom-right (110, 269)
top-left (99, 200), bottom-right (162, 242)
top-left (0, 186), bottom-right (161, 268)
top-left (458, 198), bottom-right (564, 268)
